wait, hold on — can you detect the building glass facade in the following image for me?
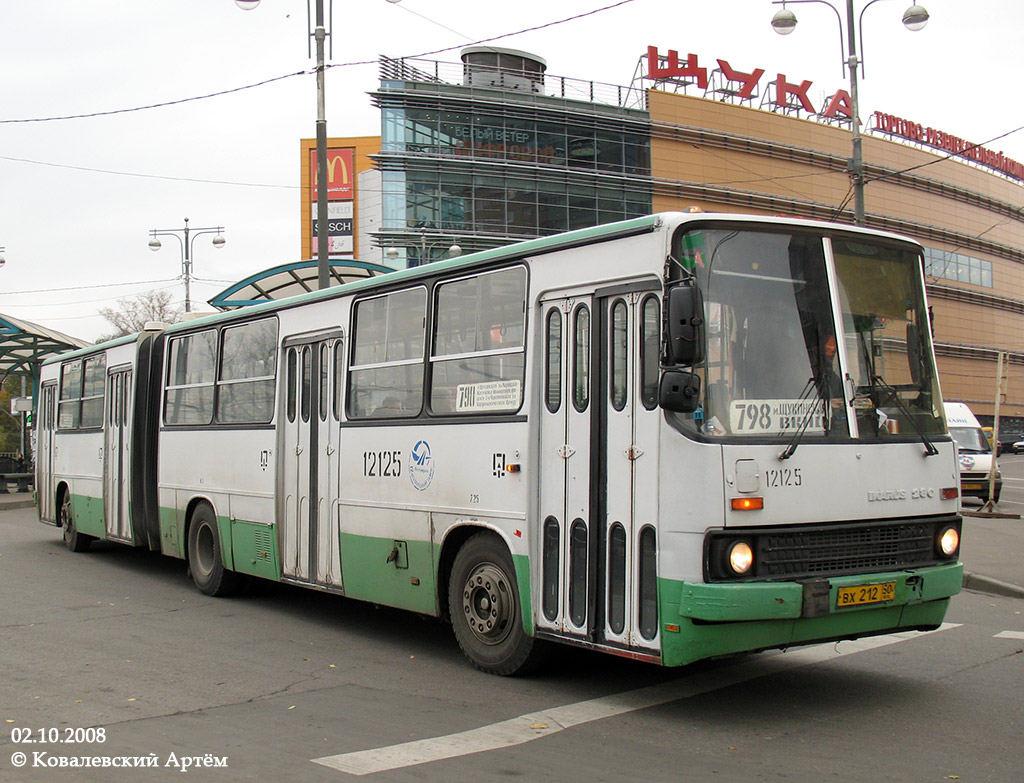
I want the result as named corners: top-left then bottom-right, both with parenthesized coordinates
top-left (371, 54), bottom-right (652, 266)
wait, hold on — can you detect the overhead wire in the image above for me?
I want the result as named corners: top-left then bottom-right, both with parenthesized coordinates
top-left (0, 2), bottom-right (638, 125)
top-left (3, 0), bottom-right (1022, 332)
top-left (0, 277), bottom-right (179, 297)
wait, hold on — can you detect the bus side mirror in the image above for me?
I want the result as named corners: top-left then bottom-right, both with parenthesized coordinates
top-left (659, 370), bottom-right (702, 413)
top-left (666, 285), bottom-right (704, 366)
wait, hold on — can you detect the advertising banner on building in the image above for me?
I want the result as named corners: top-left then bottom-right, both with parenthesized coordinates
top-left (310, 148), bottom-right (355, 200)
top-left (312, 200), bottom-right (353, 254)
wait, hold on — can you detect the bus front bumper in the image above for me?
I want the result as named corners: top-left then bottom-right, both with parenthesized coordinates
top-left (659, 562), bottom-right (963, 668)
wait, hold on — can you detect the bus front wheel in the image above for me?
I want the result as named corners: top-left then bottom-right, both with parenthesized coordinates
top-left (59, 490), bottom-right (92, 553)
top-left (448, 532), bottom-right (542, 676)
top-left (187, 505), bottom-right (240, 597)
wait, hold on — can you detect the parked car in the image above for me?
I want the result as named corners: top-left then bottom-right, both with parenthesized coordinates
top-left (1013, 439), bottom-right (1024, 455)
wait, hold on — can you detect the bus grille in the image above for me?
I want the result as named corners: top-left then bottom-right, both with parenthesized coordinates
top-left (704, 516), bottom-right (960, 582)
top-left (762, 523), bottom-right (933, 576)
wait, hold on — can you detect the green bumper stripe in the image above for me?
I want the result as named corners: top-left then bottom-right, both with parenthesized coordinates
top-left (660, 563), bottom-right (963, 668)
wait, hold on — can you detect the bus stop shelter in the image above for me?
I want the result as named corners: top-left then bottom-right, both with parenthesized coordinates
top-left (208, 259), bottom-right (392, 310)
top-left (0, 313), bottom-right (89, 381)
top-left (1, 313), bottom-right (88, 469)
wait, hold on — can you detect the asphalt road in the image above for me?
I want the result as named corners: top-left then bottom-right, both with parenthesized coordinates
top-left (1, 505), bottom-right (1022, 783)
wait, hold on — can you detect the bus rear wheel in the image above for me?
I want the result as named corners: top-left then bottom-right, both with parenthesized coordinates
top-left (187, 505), bottom-right (240, 597)
top-left (448, 532), bottom-right (542, 676)
top-left (59, 490), bottom-right (92, 553)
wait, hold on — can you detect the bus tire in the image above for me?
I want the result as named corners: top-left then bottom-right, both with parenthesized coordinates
top-left (59, 490), bottom-right (92, 553)
top-left (187, 504), bottom-right (240, 597)
top-left (448, 532), bottom-right (542, 676)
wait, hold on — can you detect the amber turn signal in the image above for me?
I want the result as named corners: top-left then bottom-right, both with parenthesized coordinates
top-left (731, 497), bottom-right (764, 511)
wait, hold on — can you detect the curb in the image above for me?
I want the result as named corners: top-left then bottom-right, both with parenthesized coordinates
top-left (962, 572), bottom-right (1024, 600)
top-left (0, 498), bottom-right (35, 512)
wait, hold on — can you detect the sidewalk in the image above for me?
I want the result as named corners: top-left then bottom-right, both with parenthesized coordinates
top-left (0, 486), bottom-right (35, 511)
top-left (2, 493), bottom-right (1021, 598)
top-left (959, 501), bottom-right (1024, 599)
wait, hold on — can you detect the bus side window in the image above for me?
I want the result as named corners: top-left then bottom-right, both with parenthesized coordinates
top-left (610, 299), bottom-right (628, 412)
top-left (301, 346), bottom-right (312, 423)
top-left (348, 287), bottom-right (426, 419)
top-left (217, 318), bottom-right (278, 425)
top-left (164, 330), bottom-right (217, 426)
top-left (80, 355), bottom-right (106, 429)
top-left (573, 305), bottom-right (590, 412)
top-left (319, 344), bottom-right (329, 422)
top-left (545, 308), bottom-right (562, 414)
top-left (640, 295), bottom-right (660, 410)
top-left (430, 266), bottom-right (527, 415)
top-left (58, 359), bottom-right (82, 430)
top-left (286, 348), bottom-right (297, 423)
top-left (332, 341), bottom-right (344, 421)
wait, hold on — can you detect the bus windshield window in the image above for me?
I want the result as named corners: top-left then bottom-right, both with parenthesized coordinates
top-left (671, 227), bottom-right (943, 442)
top-left (831, 238), bottom-right (944, 439)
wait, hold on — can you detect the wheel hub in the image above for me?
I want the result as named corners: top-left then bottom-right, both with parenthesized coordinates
top-left (462, 562), bottom-right (513, 645)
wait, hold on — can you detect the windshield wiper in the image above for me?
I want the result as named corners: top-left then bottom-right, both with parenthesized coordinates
top-left (869, 375), bottom-right (939, 457)
top-left (778, 377), bottom-right (821, 461)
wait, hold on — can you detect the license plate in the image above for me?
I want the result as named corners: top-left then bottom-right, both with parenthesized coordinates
top-left (962, 483), bottom-right (983, 490)
top-left (836, 582), bottom-right (896, 608)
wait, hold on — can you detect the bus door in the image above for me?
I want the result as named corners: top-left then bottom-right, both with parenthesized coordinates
top-left (280, 335), bottom-right (344, 590)
top-left (538, 294), bottom-right (594, 638)
top-left (103, 367), bottom-right (133, 542)
top-left (598, 290), bottom-right (661, 651)
top-left (37, 382), bottom-right (57, 520)
top-left (538, 288), bottom-right (661, 652)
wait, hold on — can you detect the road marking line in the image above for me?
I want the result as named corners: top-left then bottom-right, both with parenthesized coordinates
top-left (994, 630), bottom-right (1024, 639)
top-left (312, 623), bottom-right (958, 775)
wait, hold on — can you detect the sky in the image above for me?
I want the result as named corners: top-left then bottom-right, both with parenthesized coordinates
top-left (1, 0), bottom-right (1021, 343)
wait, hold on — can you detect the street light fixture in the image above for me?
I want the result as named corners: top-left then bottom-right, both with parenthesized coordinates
top-left (148, 218), bottom-right (226, 313)
top-left (771, 0), bottom-right (930, 225)
top-left (384, 236), bottom-right (463, 266)
top-left (236, 0), bottom-right (332, 291)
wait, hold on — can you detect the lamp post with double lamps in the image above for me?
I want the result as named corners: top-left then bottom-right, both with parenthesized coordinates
top-left (236, 0), bottom-right (333, 291)
top-left (771, 1), bottom-right (930, 226)
top-left (148, 218), bottom-right (226, 313)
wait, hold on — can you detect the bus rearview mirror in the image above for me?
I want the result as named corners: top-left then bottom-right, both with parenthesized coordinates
top-left (666, 285), bottom-right (704, 366)
top-left (659, 370), bottom-right (702, 413)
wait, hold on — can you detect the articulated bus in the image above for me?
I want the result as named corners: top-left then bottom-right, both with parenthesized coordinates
top-left (37, 212), bottom-right (963, 675)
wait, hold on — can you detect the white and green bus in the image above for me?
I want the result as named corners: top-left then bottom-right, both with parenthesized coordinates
top-left (37, 212), bottom-right (964, 675)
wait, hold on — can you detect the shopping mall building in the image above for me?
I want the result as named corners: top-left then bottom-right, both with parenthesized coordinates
top-left (278, 46), bottom-right (1024, 430)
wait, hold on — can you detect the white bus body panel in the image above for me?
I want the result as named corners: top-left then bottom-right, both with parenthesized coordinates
top-left (157, 427), bottom-right (276, 555)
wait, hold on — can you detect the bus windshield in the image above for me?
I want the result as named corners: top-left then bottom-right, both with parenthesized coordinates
top-left (672, 226), bottom-right (944, 442)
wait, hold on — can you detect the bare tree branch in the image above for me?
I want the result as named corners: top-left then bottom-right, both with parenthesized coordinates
top-left (97, 290), bottom-right (183, 341)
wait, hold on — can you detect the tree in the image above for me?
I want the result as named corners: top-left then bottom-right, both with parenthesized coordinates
top-left (97, 290), bottom-right (182, 341)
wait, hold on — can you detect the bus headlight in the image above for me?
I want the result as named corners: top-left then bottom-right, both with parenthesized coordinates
top-left (727, 541), bottom-right (754, 575)
top-left (937, 526), bottom-right (960, 557)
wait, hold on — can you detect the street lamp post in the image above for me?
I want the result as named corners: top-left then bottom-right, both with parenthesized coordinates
top-left (384, 232), bottom-right (463, 266)
top-left (771, 1), bottom-right (930, 226)
top-left (420, 229), bottom-right (462, 264)
top-left (148, 218), bottom-right (226, 313)
top-left (237, 0), bottom-right (332, 291)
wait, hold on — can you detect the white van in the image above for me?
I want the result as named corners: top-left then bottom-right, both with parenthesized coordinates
top-left (945, 402), bottom-right (1001, 502)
